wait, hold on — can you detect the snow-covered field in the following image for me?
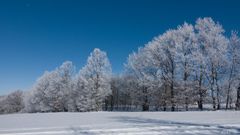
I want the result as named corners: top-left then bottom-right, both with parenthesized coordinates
top-left (0, 111), bottom-right (240, 135)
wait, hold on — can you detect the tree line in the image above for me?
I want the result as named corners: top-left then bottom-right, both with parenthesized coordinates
top-left (1, 17), bottom-right (240, 114)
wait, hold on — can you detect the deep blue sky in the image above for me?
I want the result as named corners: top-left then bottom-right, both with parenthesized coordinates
top-left (0, 0), bottom-right (239, 94)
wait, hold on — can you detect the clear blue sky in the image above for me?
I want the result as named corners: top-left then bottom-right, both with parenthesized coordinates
top-left (0, 0), bottom-right (239, 94)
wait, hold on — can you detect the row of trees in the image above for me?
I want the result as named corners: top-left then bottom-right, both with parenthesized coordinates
top-left (24, 48), bottom-right (112, 112)
top-left (0, 90), bottom-right (24, 114)
top-left (123, 18), bottom-right (240, 111)
top-left (1, 17), bottom-right (240, 114)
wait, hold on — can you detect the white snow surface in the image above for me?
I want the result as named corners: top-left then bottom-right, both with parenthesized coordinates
top-left (0, 111), bottom-right (240, 135)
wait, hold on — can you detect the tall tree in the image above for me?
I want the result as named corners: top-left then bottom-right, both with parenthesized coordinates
top-left (80, 48), bottom-right (112, 111)
top-left (149, 29), bottom-right (179, 111)
top-left (195, 17), bottom-right (228, 110)
top-left (126, 46), bottom-right (160, 111)
top-left (175, 23), bottom-right (196, 111)
top-left (73, 69), bottom-right (92, 112)
top-left (226, 32), bottom-right (240, 109)
top-left (56, 61), bottom-right (75, 111)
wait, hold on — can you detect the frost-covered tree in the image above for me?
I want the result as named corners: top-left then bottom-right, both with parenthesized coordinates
top-left (225, 32), bottom-right (240, 109)
top-left (125, 47), bottom-right (157, 111)
top-left (192, 41), bottom-right (208, 110)
top-left (147, 29), bottom-right (181, 111)
top-left (24, 72), bottom-right (49, 112)
top-left (175, 23), bottom-right (196, 111)
top-left (195, 17), bottom-right (229, 110)
top-left (73, 69), bottom-right (92, 112)
top-left (79, 48), bottom-right (112, 111)
top-left (27, 71), bottom-right (61, 112)
top-left (56, 61), bottom-right (75, 111)
top-left (0, 90), bottom-right (24, 114)
top-left (25, 61), bottom-right (75, 112)
top-left (126, 23), bottom-right (198, 111)
top-left (142, 36), bottom-right (172, 111)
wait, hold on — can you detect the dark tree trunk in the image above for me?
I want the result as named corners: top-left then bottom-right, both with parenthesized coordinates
top-left (198, 100), bottom-right (203, 111)
top-left (163, 105), bottom-right (166, 111)
top-left (104, 99), bottom-right (108, 111)
top-left (229, 97), bottom-right (233, 109)
top-left (226, 83), bottom-right (231, 110)
top-left (142, 94), bottom-right (149, 111)
top-left (211, 68), bottom-right (216, 110)
top-left (163, 83), bottom-right (167, 111)
top-left (171, 72), bottom-right (175, 112)
top-left (171, 86), bottom-right (175, 112)
top-left (185, 97), bottom-right (189, 111)
top-left (142, 103), bottom-right (149, 111)
top-left (198, 77), bottom-right (203, 110)
top-left (216, 74), bottom-right (221, 110)
top-left (142, 86), bottom-right (149, 111)
top-left (236, 85), bottom-right (240, 110)
top-left (183, 60), bottom-right (189, 111)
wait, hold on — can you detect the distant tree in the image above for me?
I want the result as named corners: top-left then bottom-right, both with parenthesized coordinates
top-left (79, 48), bottom-right (112, 111)
top-left (56, 61), bottom-right (75, 111)
top-left (0, 90), bottom-right (24, 114)
top-left (73, 69), bottom-right (92, 112)
top-left (24, 61), bottom-right (75, 112)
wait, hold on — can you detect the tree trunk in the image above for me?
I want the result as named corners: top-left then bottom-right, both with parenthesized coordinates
top-left (104, 99), bottom-right (108, 111)
top-left (171, 82), bottom-right (175, 111)
top-left (163, 83), bottom-right (167, 111)
top-left (185, 97), bottom-right (189, 111)
top-left (110, 95), bottom-right (114, 111)
top-left (183, 60), bottom-right (189, 111)
top-left (229, 97), bottom-right (233, 109)
top-left (210, 67), bottom-right (216, 110)
top-left (142, 87), bottom-right (149, 111)
top-left (236, 85), bottom-right (240, 110)
top-left (226, 55), bottom-right (235, 110)
top-left (198, 100), bottom-right (203, 111)
top-left (197, 67), bottom-right (203, 111)
top-left (198, 87), bottom-right (203, 111)
top-left (171, 68), bottom-right (175, 112)
top-left (226, 84), bottom-right (231, 110)
top-left (163, 102), bottom-right (166, 111)
top-left (142, 103), bottom-right (149, 111)
top-left (216, 76), bottom-right (221, 110)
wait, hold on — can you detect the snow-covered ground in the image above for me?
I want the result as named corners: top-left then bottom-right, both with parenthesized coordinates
top-left (0, 111), bottom-right (240, 135)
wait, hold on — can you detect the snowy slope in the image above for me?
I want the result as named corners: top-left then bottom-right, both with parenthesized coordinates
top-left (0, 111), bottom-right (240, 135)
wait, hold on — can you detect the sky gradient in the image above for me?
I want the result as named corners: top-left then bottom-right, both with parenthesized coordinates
top-left (0, 0), bottom-right (240, 94)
